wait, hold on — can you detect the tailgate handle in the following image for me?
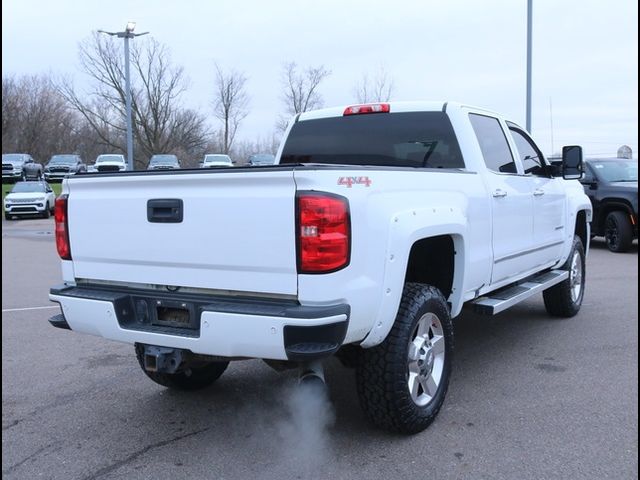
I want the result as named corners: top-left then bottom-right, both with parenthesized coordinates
top-left (147, 199), bottom-right (183, 223)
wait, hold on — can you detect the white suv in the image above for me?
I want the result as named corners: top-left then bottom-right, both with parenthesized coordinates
top-left (201, 154), bottom-right (233, 168)
top-left (90, 154), bottom-right (127, 173)
top-left (4, 181), bottom-right (56, 220)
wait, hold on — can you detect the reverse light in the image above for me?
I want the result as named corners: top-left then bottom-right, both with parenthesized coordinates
top-left (297, 192), bottom-right (350, 273)
top-left (343, 103), bottom-right (390, 116)
top-left (55, 195), bottom-right (71, 260)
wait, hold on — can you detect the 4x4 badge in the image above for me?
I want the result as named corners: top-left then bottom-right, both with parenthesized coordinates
top-left (338, 176), bottom-right (372, 188)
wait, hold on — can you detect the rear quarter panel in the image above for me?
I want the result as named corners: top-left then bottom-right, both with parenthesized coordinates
top-left (294, 167), bottom-right (490, 346)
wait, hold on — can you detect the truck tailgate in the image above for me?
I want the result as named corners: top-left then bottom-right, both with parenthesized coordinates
top-left (66, 170), bottom-right (298, 295)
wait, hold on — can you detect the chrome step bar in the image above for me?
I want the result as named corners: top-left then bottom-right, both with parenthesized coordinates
top-left (471, 270), bottom-right (569, 315)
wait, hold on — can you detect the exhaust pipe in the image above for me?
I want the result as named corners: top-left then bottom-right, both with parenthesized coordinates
top-left (298, 360), bottom-right (326, 389)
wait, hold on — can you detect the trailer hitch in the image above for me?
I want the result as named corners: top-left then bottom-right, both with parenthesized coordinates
top-left (142, 345), bottom-right (184, 374)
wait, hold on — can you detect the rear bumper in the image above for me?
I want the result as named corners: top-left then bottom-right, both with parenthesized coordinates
top-left (49, 285), bottom-right (349, 361)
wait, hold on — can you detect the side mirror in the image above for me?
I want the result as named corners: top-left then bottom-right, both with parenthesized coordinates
top-left (562, 145), bottom-right (583, 180)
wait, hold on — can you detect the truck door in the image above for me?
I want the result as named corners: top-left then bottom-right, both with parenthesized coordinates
top-left (468, 113), bottom-right (535, 285)
top-left (507, 124), bottom-right (566, 267)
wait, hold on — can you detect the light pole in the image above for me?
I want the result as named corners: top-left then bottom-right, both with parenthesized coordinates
top-left (526, 0), bottom-right (532, 133)
top-left (98, 22), bottom-right (149, 171)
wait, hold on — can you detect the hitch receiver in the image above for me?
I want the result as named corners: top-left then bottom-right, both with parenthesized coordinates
top-left (142, 345), bottom-right (184, 374)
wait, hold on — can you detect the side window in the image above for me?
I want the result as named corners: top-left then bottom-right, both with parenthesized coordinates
top-left (509, 128), bottom-right (546, 176)
top-left (469, 114), bottom-right (517, 174)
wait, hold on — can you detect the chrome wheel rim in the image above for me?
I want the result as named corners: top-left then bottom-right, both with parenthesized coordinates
top-left (407, 312), bottom-right (445, 407)
top-left (569, 250), bottom-right (583, 302)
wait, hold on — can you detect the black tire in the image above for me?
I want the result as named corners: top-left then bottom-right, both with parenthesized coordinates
top-left (4, 212), bottom-right (12, 221)
top-left (134, 344), bottom-right (229, 391)
top-left (42, 203), bottom-right (50, 219)
top-left (543, 235), bottom-right (585, 317)
top-left (356, 283), bottom-right (453, 434)
top-left (604, 211), bottom-right (633, 253)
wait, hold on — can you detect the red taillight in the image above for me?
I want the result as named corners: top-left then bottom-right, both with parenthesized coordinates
top-left (55, 195), bottom-right (71, 260)
top-left (297, 192), bottom-right (350, 273)
top-left (343, 103), bottom-right (390, 116)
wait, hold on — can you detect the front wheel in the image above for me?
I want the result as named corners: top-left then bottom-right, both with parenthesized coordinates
top-left (356, 283), bottom-right (453, 434)
top-left (134, 344), bottom-right (229, 391)
top-left (42, 203), bottom-right (50, 219)
top-left (543, 235), bottom-right (585, 317)
top-left (604, 211), bottom-right (633, 253)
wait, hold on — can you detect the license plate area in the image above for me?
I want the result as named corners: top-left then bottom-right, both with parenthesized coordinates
top-left (155, 303), bottom-right (191, 328)
top-left (114, 295), bottom-right (201, 336)
top-left (151, 299), bottom-right (198, 329)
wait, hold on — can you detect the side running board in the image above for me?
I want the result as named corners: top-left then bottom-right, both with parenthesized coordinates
top-left (471, 270), bottom-right (569, 315)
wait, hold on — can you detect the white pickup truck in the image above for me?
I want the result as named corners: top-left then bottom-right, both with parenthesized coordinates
top-left (49, 101), bottom-right (592, 434)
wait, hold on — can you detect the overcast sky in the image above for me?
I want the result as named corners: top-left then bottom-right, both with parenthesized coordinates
top-left (2, 0), bottom-right (638, 158)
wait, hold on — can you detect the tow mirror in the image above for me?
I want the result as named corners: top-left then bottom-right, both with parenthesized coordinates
top-left (562, 145), bottom-right (583, 180)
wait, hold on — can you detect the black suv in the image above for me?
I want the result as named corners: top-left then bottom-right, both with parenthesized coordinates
top-left (581, 157), bottom-right (638, 252)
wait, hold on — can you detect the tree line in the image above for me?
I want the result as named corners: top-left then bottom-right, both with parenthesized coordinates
top-left (2, 34), bottom-right (394, 168)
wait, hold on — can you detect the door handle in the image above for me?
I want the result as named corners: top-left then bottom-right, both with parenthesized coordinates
top-left (492, 189), bottom-right (507, 198)
top-left (147, 198), bottom-right (183, 223)
top-left (533, 189), bottom-right (545, 196)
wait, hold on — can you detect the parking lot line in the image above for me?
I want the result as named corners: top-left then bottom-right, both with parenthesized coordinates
top-left (2, 305), bottom-right (59, 313)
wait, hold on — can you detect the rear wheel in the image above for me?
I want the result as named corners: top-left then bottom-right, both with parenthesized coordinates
top-left (604, 211), bottom-right (633, 253)
top-left (356, 283), bottom-right (453, 434)
top-left (543, 235), bottom-right (585, 317)
top-left (134, 344), bottom-right (229, 391)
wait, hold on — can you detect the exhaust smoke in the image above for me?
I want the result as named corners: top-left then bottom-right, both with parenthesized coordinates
top-left (276, 362), bottom-right (335, 476)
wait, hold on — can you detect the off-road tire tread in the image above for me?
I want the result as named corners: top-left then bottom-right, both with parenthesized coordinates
top-left (356, 283), bottom-right (453, 434)
top-left (543, 236), bottom-right (585, 317)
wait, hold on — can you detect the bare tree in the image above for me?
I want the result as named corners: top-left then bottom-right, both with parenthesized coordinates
top-left (354, 66), bottom-right (395, 103)
top-left (231, 133), bottom-right (281, 165)
top-left (58, 32), bottom-right (210, 168)
top-left (212, 63), bottom-right (250, 154)
top-left (278, 62), bottom-right (331, 130)
top-left (2, 74), bottom-right (83, 163)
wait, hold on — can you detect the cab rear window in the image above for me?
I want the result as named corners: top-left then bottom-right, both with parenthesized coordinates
top-left (280, 112), bottom-right (465, 169)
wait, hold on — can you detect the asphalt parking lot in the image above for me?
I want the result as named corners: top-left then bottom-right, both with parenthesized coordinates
top-left (2, 217), bottom-right (638, 480)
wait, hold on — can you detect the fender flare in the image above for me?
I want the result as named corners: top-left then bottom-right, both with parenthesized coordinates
top-left (360, 205), bottom-right (467, 348)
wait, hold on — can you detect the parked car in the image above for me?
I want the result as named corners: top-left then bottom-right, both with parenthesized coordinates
top-left (581, 157), bottom-right (638, 252)
top-left (2, 154), bottom-right (39, 182)
top-left (248, 154), bottom-right (276, 166)
top-left (4, 181), bottom-right (55, 220)
top-left (201, 154), bottom-right (233, 168)
top-left (148, 154), bottom-right (181, 170)
top-left (44, 154), bottom-right (86, 181)
top-left (90, 154), bottom-right (127, 173)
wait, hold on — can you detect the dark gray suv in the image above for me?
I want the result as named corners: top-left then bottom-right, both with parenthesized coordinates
top-left (581, 157), bottom-right (638, 252)
top-left (44, 154), bottom-right (86, 182)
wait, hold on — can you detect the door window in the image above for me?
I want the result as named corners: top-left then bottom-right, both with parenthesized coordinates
top-left (509, 128), bottom-right (546, 176)
top-left (469, 114), bottom-right (517, 174)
